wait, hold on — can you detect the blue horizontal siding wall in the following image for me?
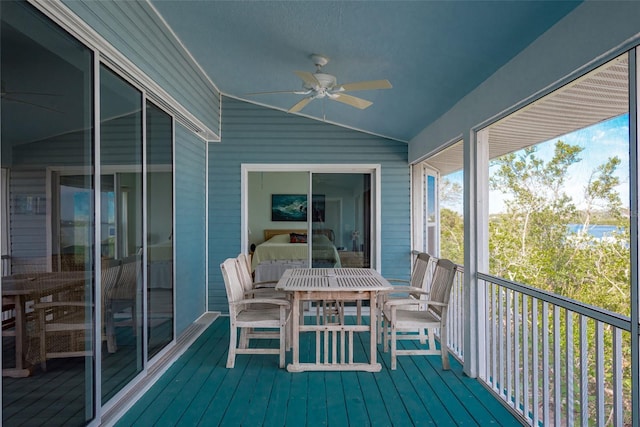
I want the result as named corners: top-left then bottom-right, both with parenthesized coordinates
top-left (175, 124), bottom-right (207, 334)
top-left (63, 0), bottom-right (220, 136)
top-left (208, 97), bottom-right (411, 313)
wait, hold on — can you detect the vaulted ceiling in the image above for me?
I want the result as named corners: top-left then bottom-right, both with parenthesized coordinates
top-left (151, 1), bottom-right (581, 143)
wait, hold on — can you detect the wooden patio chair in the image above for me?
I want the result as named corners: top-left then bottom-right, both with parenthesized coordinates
top-left (32, 272), bottom-right (92, 371)
top-left (376, 252), bottom-right (435, 343)
top-left (220, 258), bottom-right (290, 368)
top-left (382, 258), bottom-right (457, 370)
top-left (101, 259), bottom-right (122, 353)
top-left (104, 255), bottom-right (141, 351)
top-left (237, 252), bottom-right (277, 289)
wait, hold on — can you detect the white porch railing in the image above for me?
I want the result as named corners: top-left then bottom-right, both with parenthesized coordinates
top-left (473, 273), bottom-right (632, 426)
top-left (446, 265), bottom-right (465, 361)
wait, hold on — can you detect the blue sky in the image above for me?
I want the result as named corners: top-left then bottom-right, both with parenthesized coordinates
top-left (442, 114), bottom-right (630, 215)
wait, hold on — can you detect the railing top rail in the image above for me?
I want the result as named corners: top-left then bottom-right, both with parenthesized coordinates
top-left (478, 272), bottom-right (630, 331)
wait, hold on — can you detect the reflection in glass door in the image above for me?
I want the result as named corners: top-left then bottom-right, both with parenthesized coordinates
top-left (311, 173), bottom-right (371, 268)
top-left (146, 101), bottom-right (174, 359)
top-left (1, 1), bottom-right (95, 423)
top-left (100, 65), bottom-right (143, 403)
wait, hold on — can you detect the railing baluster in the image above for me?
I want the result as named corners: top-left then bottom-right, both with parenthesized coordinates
top-left (542, 301), bottom-right (549, 426)
top-left (523, 294), bottom-right (530, 423)
top-left (553, 305), bottom-right (560, 427)
top-left (596, 321), bottom-right (604, 426)
top-left (613, 327), bottom-right (623, 427)
top-left (506, 288), bottom-right (513, 405)
top-left (580, 315), bottom-right (588, 427)
top-left (514, 291), bottom-right (521, 413)
top-left (532, 298), bottom-right (539, 427)
top-left (499, 285), bottom-right (505, 397)
top-left (566, 309), bottom-right (574, 427)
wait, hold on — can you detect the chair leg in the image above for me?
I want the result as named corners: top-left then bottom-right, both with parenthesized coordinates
top-left (440, 324), bottom-right (450, 370)
top-left (383, 315), bottom-right (389, 352)
top-left (227, 323), bottom-right (237, 368)
top-left (39, 313), bottom-right (48, 372)
top-left (239, 327), bottom-right (249, 349)
top-left (390, 320), bottom-right (397, 370)
top-left (279, 308), bottom-right (286, 368)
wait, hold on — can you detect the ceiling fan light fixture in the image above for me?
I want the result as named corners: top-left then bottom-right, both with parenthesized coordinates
top-left (247, 53), bottom-right (391, 113)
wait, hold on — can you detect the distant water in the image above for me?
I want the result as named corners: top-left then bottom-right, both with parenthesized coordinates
top-left (567, 224), bottom-right (621, 239)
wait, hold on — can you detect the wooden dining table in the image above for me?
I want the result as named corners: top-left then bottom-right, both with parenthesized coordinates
top-left (276, 267), bottom-right (392, 372)
top-left (2, 271), bottom-right (87, 377)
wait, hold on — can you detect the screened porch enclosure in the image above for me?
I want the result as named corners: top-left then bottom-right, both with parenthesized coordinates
top-left (416, 50), bottom-right (635, 425)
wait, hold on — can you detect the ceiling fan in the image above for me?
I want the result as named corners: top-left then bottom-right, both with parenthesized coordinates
top-left (248, 54), bottom-right (392, 113)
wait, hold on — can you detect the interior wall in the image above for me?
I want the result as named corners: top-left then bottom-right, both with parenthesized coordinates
top-left (409, 1), bottom-right (640, 162)
top-left (247, 171), bottom-right (308, 245)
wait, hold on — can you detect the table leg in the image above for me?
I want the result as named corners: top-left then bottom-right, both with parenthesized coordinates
top-left (3, 295), bottom-right (32, 377)
top-left (369, 291), bottom-right (377, 366)
top-left (288, 291), bottom-right (301, 371)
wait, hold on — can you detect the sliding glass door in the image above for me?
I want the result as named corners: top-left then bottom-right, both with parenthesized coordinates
top-left (311, 173), bottom-right (371, 268)
top-left (246, 167), bottom-right (377, 281)
top-left (1, 1), bottom-right (95, 423)
top-left (100, 65), bottom-right (144, 403)
top-left (146, 101), bottom-right (174, 359)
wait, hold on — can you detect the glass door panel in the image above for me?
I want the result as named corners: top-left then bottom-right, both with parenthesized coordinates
top-left (1, 1), bottom-right (95, 423)
top-left (146, 101), bottom-right (174, 359)
top-left (311, 173), bottom-right (371, 268)
top-left (247, 171), bottom-right (309, 281)
top-left (100, 65), bottom-right (143, 403)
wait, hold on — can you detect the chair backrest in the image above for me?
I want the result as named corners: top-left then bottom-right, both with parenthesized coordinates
top-left (427, 258), bottom-right (457, 318)
top-left (101, 258), bottom-right (122, 301)
top-left (220, 258), bottom-right (245, 305)
top-left (410, 252), bottom-right (431, 289)
top-left (238, 253), bottom-right (252, 276)
top-left (235, 254), bottom-right (254, 293)
top-left (112, 255), bottom-right (140, 299)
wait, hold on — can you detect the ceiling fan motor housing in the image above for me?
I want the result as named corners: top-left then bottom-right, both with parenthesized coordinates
top-left (307, 73), bottom-right (337, 92)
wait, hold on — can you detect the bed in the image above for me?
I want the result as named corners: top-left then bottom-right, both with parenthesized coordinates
top-left (251, 229), bottom-right (342, 281)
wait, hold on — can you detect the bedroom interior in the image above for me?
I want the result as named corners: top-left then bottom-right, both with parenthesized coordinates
top-left (247, 170), bottom-right (372, 282)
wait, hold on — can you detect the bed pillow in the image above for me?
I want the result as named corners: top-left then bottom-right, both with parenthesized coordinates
top-left (289, 233), bottom-right (307, 243)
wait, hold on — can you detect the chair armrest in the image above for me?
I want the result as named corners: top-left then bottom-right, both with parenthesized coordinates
top-left (384, 298), bottom-right (422, 308)
top-left (253, 280), bottom-right (277, 288)
top-left (236, 298), bottom-right (290, 308)
top-left (378, 285), bottom-right (416, 294)
top-left (34, 301), bottom-right (88, 309)
top-left (385, 298), bottom-right (447, 310)
top-left (244, 289), bottom-right (287, 298)
top-left (386, 278), bottom-right (410, 285)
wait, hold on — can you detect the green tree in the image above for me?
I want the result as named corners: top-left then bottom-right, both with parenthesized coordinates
top-left (489, 141), bottom-right (628, 314)
top-left (439, 177), bottom-right (464, 264)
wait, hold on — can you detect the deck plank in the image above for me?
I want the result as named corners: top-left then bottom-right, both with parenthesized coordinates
top-left (115, 316), bottom-right (520, 426)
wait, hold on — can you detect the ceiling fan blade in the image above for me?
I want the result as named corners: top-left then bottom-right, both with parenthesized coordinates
top-left (330, 93), bottom-right (373, 109)
top-left (293, 71), bottom-right (320, 88)
top-left (288, 97), bottom-right (313, 113)
top-left (338, 79), bottom-right (392, 92)
top-left (246, 89), bottom-right (311, 96)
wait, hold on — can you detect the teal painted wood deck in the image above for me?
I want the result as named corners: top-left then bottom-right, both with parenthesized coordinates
top-left (116, 316), bottom-right (520, 426)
